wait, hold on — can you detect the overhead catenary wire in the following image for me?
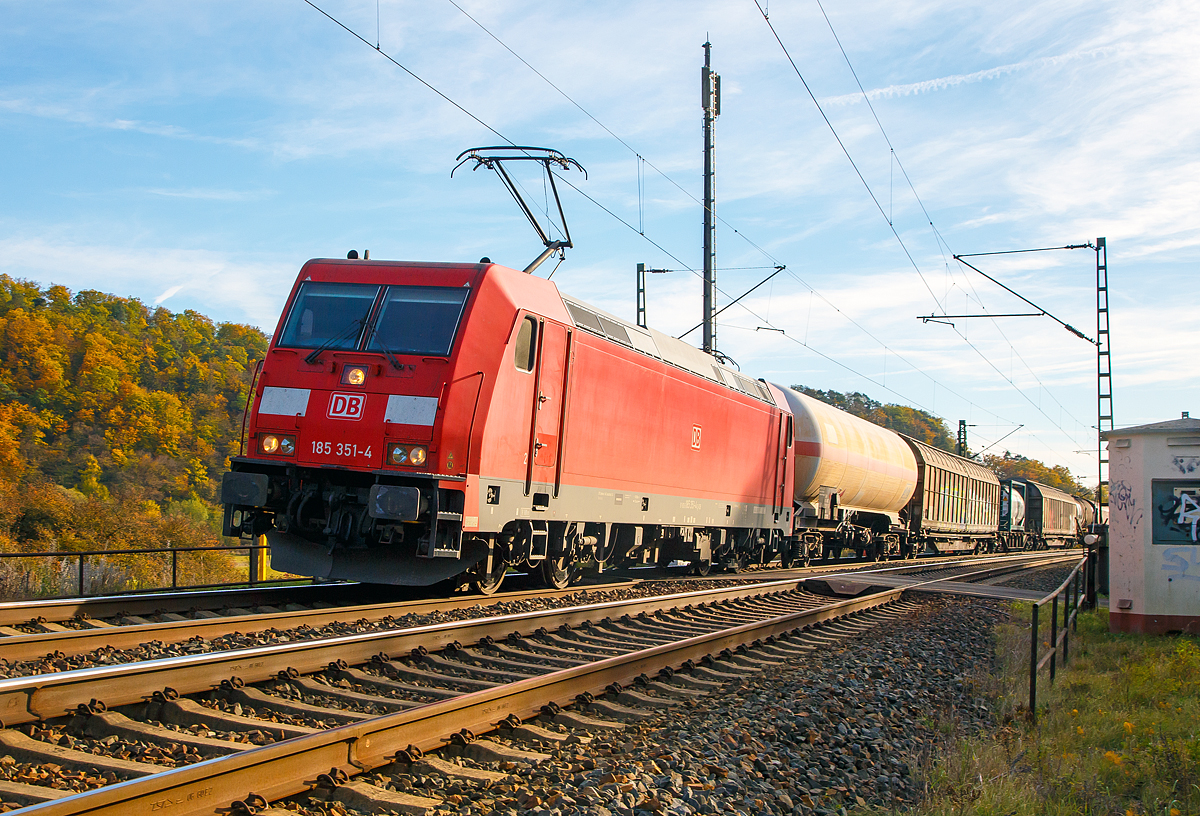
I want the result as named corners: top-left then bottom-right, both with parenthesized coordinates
top-left (751, 0), bottom-right (945, 314)
top-left (303, 0), bottom-right (924, 409)
top-left (434, 0), bottom-right (1042, 435)
top-left (302, 0), bottom-right (1080, 459)
top-left (759, 0), bottom-right (1093, 451)
top-left (809, 0), bottom-right (1094, 439)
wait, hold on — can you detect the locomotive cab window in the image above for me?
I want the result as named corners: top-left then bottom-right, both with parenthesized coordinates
top-left (366, 286), bottom-right (469, 357)
top-left (514, 316), bottom-right (538, 372)
top-left (278, 282), bottom-right (380, 349)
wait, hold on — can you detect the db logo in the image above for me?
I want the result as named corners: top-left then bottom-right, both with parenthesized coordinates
top-left (691, 424), bottom-right (702, 450)
top-left (327, 393), bottom-right (365, 420)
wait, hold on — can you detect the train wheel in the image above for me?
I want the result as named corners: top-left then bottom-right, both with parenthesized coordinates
top-left (539, 556), bottom-right (573, 590)
top-left (778, 543), bottom-right (793, 569)
top-left (693, 559), bottom-right (712, 576)
top-left (471, 559), bottom-right (507, 596)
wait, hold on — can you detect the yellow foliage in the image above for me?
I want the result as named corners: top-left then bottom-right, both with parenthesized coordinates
top-left (0, 273), bottom-right (267, 506)
top-left (0, 274), bottom-right (268, 597)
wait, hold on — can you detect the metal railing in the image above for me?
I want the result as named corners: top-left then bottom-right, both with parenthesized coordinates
top-left (0, 542), bottom-right (297, 601)
top-left (1028, 551), bottom-right (1093, 723)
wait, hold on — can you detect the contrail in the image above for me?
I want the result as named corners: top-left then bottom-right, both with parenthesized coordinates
top-left (821, 47), bottom-right (1115, 106)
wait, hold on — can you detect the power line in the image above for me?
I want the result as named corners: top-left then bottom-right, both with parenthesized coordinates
top-left (810, 0), bottom-right (1093, 441)
top-left (301, 0), bottom-right (507, 143)
top-left (303, 0), bottom-right (1083, 458)
top-left (435, 0), bottom-right (1035, 429)
top-left (751, 0), bottom-right (945, 313)
top-left (759, 0), bottom-right (1092, 450)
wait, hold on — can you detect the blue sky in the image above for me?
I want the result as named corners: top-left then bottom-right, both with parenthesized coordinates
top-left (2, 0), bottom-right (1196, 487)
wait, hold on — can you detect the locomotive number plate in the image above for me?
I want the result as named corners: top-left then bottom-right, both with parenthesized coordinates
top-left (311, 441), bottom-right (373, 460)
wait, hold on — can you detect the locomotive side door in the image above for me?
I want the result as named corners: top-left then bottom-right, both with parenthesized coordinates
top-left (526, 319), bottom-right (570, 495)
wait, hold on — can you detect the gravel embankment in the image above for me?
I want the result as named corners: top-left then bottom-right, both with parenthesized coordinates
top-left (280, 593), bottom-right (1009, 816)
top-left (996, 563), bottom-right (1080, 595)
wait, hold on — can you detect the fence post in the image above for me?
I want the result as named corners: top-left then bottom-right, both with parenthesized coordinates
top-left (78, 553), bottom-right (85, 597)
top-left (1050, 593), bottom-right (1059, 681)
top-left (172, 549), bottom-right (179, 590)
top-left (1062, 585), bottom-right (1070, 667)
top-left (1086, 546), bottom-right (1098, 610)
top-left (1073, 570), bottom-right (1080, 632)
top-left (1029, 602), bottom-right (1039, 723)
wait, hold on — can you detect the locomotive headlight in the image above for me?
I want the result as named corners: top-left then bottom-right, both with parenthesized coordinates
top-left (388, 444), bottom-right (427, 466)
top-left (260, 434), bottom-right (296, 456)
top-left (341, 365), bottom-right (367, 386)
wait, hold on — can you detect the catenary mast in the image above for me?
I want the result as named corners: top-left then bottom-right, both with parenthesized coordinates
top-left (702, 42), bottom-right (720, 355)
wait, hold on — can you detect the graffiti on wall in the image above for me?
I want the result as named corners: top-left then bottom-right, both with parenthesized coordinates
top-left (1162, 547), bottom-right (1200, 582)
top-left (1174, 456), bottom-right (1200, 476)
top-left (1112, 480), bottom-right (1142, 532)
top-left (1152, 481), bottom-right (1200, 545)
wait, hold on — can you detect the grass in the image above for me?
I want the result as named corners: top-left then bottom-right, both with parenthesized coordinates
top-left (891, 604), bottom-right (1200, 816)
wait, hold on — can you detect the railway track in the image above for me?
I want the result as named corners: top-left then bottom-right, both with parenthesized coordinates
top-left (0, 551), bottom-right (1075, 815)
top-left (0, 550), bottom-right (1076, 670)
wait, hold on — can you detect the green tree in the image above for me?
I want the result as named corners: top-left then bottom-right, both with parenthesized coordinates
top-left (981, 451), bottom-right (1093, 499)
top-left (791, 385), bottom-right (956, 451)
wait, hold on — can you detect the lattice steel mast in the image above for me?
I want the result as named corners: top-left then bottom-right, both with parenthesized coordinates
top-left (1095, 237), bottom-right (1112, 522)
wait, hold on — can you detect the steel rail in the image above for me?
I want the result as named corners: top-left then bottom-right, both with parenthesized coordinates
top-left (898, 554), bottom-right (1081, 593)
top-left (0, 583), bottom-right (366, 629)
top-left (0, 579), bottom-right (803, 726)
top-left (0, 548), bottom-right (1076, 629)
top-left (798, 548), bottom-right (1081, 583)
top-left (1, 551), bottom-right (1070, 666)
top-left (14, 587), bottom-right (905, 816)
top-left (0, 579), bottom-right (639, 663)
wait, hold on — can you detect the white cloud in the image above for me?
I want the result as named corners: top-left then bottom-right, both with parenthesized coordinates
top-left (0, 237), bottom-right (294, 330)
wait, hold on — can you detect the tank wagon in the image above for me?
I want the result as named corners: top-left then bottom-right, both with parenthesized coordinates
top-left (772, 387), bottom-right (917, 563)
top-left (221, 258), bottom-right (793, 592)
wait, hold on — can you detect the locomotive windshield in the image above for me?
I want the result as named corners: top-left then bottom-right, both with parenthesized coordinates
top-left (366, 286), bottom-right (469, 357)
top-left (278, 282), bottom-right (379, 350)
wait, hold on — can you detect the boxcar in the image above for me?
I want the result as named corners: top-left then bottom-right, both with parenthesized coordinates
top-left (902, 437), bottom-right (1000, 553)
top-left (1016, 479), bottom-right (1080, 548)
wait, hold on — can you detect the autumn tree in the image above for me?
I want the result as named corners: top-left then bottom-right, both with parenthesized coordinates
top-left (0, 274), bottom-right (268, 596)
top-left (791, 385), bottom-right (956, 451)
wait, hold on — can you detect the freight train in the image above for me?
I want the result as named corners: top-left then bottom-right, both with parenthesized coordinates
top-left (220, 256), bottom-right (1090, 593)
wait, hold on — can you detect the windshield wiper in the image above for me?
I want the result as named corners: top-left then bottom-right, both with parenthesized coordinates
top-left (368, 324), bottom-right (404, 371)
top-left (304, 317), bottom-right (366, 365)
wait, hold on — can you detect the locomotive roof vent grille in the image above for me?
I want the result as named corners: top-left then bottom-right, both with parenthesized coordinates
top-left (565, 302), bottom-right (605, 335)
top-left (563, 297), bottom-right (775, 405)
top-left (597, 315), bottom-right (631, 346)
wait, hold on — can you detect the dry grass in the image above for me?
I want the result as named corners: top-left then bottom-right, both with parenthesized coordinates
top-left (878, 605), bottom-right (1200, 816)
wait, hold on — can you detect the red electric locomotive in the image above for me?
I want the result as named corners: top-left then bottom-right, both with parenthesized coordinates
top-left (221, 257), bottom-right (795, 592)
